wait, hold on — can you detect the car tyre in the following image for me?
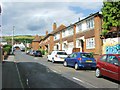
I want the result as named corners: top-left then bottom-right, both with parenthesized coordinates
top-left (96, 68), bottom-right (101, 78)
top-left (63, 61), bottom-right (67, 67)
top-left (47, 59), bottom-right (50, 62)
top-left (75, 63), bottom-right (79, 70)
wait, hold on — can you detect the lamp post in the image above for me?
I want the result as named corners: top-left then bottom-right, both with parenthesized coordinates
top-left (12, 26), bottom-right (15, 54)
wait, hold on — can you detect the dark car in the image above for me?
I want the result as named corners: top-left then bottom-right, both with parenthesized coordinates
top-left (63, 52), bottom-right (96, 70)
top-left (95, 54), bottom-right (120, 81)
top-left (33, 50), bottom-right (42, 57)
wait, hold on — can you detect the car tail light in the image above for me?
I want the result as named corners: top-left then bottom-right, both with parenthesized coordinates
top-left (78, 58), bottom-right (82, 60)
top-left (55, 55), bottom-right (57, 57)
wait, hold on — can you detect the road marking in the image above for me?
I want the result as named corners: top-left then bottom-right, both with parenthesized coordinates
top-left (72, 77), bottom-right (84, 83)
top-left (15, 61), bottom-right (24, 89)
top-left (72, 77), bottom-right (97, 88)
top-left (52, 70), bottom-right (57, 73)
top-left (34, 58), bottom-right (38, 60)
top-left (26, 78), bottom-right (30, 88)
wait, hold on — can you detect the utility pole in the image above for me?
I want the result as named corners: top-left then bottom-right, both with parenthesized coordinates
top-left (0, 5), bottom-right (2, 62)
top-left (12, 26), bottom-right (15, 54)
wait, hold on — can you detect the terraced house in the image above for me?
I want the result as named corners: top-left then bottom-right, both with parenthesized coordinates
top-left (40, 12), bottom-right (103, 57)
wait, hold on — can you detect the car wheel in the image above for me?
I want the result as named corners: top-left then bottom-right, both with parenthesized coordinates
top-left (47, 59), bottom-right (49, 62)
top-left (63, 61), bottom-right (67, 67)
top-left (75, 63), bottom-right (79, 70)
top-left (96, 68), bottom-right (101, 78)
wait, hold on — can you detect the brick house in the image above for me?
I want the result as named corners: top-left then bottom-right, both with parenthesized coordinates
top-left (40, 12), bottom-right (103, 57)
top-left (39, 23), bottom-right (66, 54)
top-left (32, 35), bottom-right (41, 50)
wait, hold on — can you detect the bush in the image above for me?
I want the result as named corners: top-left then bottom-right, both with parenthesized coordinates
top-left (41, 50), bottom-right (45, 55)
top-left (3, 45), bottom-right (12, 55)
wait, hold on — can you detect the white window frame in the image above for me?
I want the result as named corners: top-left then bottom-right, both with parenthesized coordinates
top-left (86, 18), bottom-right (94, 29)
top-left (86, 38), bottom-right (95, 49)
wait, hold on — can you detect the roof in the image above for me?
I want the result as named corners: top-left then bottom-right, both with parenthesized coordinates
top-left (51, 24), bottom-right (66, 34)
top-left (75, 12), bottom-right (102, 25)
top-left (40, 12), bottom-right (102, 42)
top-left (32, 35), bottom-right (41, 42)
top-left (40, 24), bottom-right (66, 42)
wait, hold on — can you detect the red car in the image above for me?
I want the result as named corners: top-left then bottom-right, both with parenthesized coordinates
top-left (96, 54), bottom-right (120, 81)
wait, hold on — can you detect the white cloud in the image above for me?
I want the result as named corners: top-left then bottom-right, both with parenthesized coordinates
top-left (1, 2), bottom-right (102, 36)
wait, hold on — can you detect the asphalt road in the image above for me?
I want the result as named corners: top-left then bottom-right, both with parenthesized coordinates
top-left (2, 50), bottom-right (120, 89)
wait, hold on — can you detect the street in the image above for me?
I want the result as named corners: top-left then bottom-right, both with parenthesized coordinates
top-left (2, 50), bottom-right (120, 89)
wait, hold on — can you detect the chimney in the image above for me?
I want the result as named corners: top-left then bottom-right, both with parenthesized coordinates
top-left (53, 22), bottom-right (57, 31)
top-left (46, 31), bottom-right (48, 35)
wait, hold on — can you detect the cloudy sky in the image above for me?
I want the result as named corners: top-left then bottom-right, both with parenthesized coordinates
top-left (1, 0), bottom-right (103, 36)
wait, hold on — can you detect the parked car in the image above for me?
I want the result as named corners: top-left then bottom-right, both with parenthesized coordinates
top-left (47, 51), bottom-right (68, 63)
top-left (63, 52), bottom-right (96, 70)
top-left (26, 50), bottom-right (30, 54)
top-left (95, 54), bottom-right (120, 81)
top-left (33, 50), bottom-right (42, 57)
top-left (29, 50), bottom-right (34, 56)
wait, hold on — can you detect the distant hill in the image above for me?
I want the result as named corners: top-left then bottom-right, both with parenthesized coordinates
top-left (3, 35), bottom-right (40, 44)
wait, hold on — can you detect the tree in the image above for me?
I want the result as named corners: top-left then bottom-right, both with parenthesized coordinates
top-left (101, 1), bottom-right (120, 37)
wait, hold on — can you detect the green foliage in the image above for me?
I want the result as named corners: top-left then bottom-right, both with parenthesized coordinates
top-left (101, 29), bottom-right (109, 36)
top-left (41, 50), bottom-right (46, 55)
top-left (102, 1), bottom-right (120, 30)
top-left (4, 35), bottom-right (34, 43)
top-left (3, 45), bottom-right (12, 55)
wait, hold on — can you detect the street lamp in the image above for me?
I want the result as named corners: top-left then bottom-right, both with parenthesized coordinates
top-left (11, 26), bottom-right (15, 54)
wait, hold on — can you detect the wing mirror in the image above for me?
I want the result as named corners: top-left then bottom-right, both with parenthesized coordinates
top-left (114, 62), bottom-right (118, 66)
top-left (67, 56), bottom-right (70, 58)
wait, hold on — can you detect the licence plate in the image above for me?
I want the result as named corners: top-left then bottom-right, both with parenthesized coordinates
top-left (86, 60), bottom-right (92, 62)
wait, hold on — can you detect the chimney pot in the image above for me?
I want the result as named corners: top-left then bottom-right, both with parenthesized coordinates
top-left (53, 22), bottom-right (57, 31)
top-left (46, 31), bottom-right (48, 35)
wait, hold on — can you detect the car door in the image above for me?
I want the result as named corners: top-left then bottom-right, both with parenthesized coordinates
top-left (66, 53), bottom-right (74, 66)
top-left (99, 55), bottom-right (108, 76)
top-left (70, 53), bottom-right (78, 65)
top-left (105, 55), bottom-right (119, 80)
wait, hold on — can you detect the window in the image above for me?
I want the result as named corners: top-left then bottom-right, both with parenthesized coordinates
top-left (107, 55), bottom-right (118, 65)
top-left (100, 55), bottom-right (107, 62)
top-left (62, 30), bottom-right (65, 37)
top-left (70, 53), bottom-right (77, 58)
top-left (86, 38), bottom-right (95, 49)
top-left (63, 43), bottom-right (67, 48)
top-left (86, 18), bottom-right (94, 29)
top-left (80, 53), bottom-right (93, 58)
top-left (68, 27), bottom-right (73, 35)
top-left (57, 52), bottom-right (67, 55)
top-left (54, 35), bottom-right (57, 40)
top-left (77, 23), bottom-right (82, 32)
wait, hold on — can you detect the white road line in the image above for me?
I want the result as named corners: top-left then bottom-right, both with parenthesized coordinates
top-left (72, 77), bottom-right (97, 88)
top-left (52, 70), bottom-right (57, 73)
top-left (26, 78), bottom-right (30, 88)
top-left (15, 61), bottom-right (24, 89)
top-left (34, 58), bottom-right (38, 60)
top-left (72, 77), bottom-right (85, 83)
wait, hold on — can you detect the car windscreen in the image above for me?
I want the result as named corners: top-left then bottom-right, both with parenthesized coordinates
top-left (36, 51), bottom-right (41, 53)
top-left (57, 52), bottom-right (67, 55)
top-left (80, 53), bottom-right (93, 58)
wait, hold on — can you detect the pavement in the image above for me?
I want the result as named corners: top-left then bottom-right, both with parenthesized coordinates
top-left (2, 55), bottom-right (23, 89)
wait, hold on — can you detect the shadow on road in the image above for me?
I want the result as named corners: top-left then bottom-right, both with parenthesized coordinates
top-left (16, 62), bottom-right (88, 89)
top-left (2, 61), bottom-right (22, 88)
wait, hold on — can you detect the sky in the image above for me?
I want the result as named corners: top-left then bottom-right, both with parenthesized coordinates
top-left (0, 0), bottom-right (103, 36)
